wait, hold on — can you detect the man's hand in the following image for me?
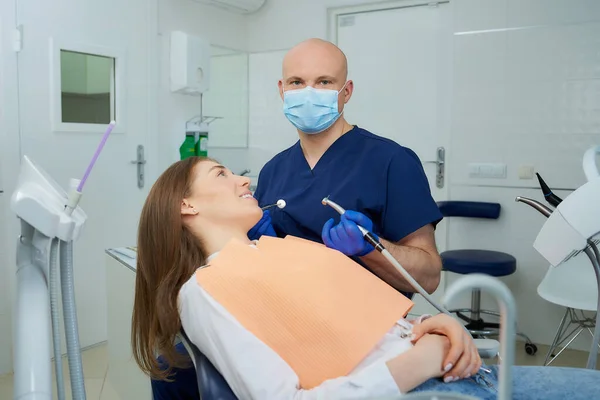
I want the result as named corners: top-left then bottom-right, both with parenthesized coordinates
top-left (321, 211), bottom-right (378, 256)
top-left (411, 314), bottom-right (481, 382)
top-left (247, 210), bottom-right (277, 240)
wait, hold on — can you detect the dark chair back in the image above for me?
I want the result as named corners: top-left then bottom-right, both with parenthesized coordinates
top-left (437, 201), bottom-right (501, 219)
top-left (179, 330), bottom-right (238, 400)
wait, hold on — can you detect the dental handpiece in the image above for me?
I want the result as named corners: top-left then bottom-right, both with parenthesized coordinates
top-left (321, 196), bottom-right (451, 316)
top-left (261, 199), bottom-right (286, 211)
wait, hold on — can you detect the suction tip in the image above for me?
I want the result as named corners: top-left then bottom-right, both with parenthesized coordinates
top-left (276, 199), bottom-right (286, 209)
top-left (536, 172), bottom-right (552, 194)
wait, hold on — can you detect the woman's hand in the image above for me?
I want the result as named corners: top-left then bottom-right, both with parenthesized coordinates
top-left (411, 314), bottom-right (482, 382)
top-left (386, 333), bottom-right (450, 393)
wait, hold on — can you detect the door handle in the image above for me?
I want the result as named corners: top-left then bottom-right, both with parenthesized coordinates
top-left (130, 145), bottom-right (146, 189)
top-left (422, 146), bottom-right (445, 189)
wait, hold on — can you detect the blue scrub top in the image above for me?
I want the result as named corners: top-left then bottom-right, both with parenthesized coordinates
top-left (254, 126), bottom-right (443, 292)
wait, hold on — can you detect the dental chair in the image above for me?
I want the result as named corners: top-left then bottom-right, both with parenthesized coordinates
top-left (437, 200), bottom-right (538, 355)
top-left (178, 329), bottom-right (238, 400)
top-left (536, 251), bottom-right (599, 366)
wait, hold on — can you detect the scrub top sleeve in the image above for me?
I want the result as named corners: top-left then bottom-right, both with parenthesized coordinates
top-left (380, 150), bottom-right (443, 242)
top-left (253, 163), bottom-right (272, 204)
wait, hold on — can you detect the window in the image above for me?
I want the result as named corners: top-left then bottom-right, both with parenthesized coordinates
top-left (60, 50), bottom-right (115, 124)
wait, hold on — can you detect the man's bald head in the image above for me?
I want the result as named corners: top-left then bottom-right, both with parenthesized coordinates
top-left (282, 38), bottom-right (348, 82)
top-left (278, 38), bottom-right (354, 119)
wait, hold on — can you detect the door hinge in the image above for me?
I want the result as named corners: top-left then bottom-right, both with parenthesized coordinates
top-left (13, 25), bottom-right (23, 52)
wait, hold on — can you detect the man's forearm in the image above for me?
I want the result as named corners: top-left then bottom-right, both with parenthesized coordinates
top-left (359, 238), bottom-right (442, 294)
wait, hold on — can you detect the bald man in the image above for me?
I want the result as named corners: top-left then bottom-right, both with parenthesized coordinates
top-left (250, 38), bottom-right (444, 295)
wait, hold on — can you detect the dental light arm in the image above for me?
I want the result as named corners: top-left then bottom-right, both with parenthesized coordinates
top-left (515, 144), bottom-right (600, 370)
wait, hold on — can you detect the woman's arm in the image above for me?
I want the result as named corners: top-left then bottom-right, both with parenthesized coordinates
top-left (179, 280), bottom-right (442, 400)
top-left (411, 314), bottom-right (482, 382)
top-left (387, 333), bottom-right (450, 392)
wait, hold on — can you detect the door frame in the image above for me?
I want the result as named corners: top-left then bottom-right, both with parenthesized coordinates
top-left (327, 0), bottom-right (450, 45)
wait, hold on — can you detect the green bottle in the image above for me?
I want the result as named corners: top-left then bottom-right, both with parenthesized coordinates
top-left (179, 134), bottom-right (197, 160)
top-left (196, 133), bottom-right (208, 157)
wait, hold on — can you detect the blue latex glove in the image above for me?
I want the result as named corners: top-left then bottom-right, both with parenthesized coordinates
top-left (321, 210), bottom-right (379, 257)
top-left (248, 210), bottom-right (277, 240)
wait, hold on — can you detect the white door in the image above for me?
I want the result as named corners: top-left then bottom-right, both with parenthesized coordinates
top-left (334, 2), bottom-right (452, 315)
top-left (16, 0), bottom-right (156, 350)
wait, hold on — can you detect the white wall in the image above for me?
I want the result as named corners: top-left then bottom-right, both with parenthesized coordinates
top-left (447, 0), bottom-right (600, 352)
top-left (0, 0), bottom-right (23, 375)
top-left (157, 0), bottom-right (250, 174)
top-left (242, 0), bottom-right (600, 352)
top-left (0, 0), bottom-right (251, 375)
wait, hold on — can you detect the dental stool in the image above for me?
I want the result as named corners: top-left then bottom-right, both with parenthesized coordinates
top-left (179, 329), bottom-right (238, 400)
top-left (437, 200), bottom-right (538, 356)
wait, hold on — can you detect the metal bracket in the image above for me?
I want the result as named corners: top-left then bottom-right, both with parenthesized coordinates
top-left (423, 146), bottom-right (445, 189)
top-left (130, 145), bottom-right (146, 189)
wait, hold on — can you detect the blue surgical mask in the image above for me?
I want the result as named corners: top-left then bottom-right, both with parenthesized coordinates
top-left (282, 83), bottom-right (347, 134)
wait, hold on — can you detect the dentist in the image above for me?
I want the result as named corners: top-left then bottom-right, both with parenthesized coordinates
top-left (250, 38), bottom-right (443, 296)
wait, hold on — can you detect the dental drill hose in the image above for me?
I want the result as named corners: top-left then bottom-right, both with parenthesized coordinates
top-left (361, 233), bottom-right (452, 316)
top-left (60, 240), bottom-right (87, 400)
top-left (50, 239), bottom-right (66, 400)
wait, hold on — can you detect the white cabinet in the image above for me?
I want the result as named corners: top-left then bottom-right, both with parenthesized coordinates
top-left (105, 250), bottom-right (152, 400)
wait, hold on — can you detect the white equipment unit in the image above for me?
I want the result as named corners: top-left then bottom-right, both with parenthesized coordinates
top-left (170, 31), bottom-right (212, 95)
top-left (516, 144), bottom-right (600, 370)
top-left (11, 156), bottom-right (88, 400)
top-left (531, 146), bottom-right (600, 267)
top-left (10, 121), bottom-right (115, 400)
top-left (191, 0), bottom-right (266, 14)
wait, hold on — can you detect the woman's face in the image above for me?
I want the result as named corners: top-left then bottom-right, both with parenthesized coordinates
top-left (181, 160), bottom-right (262, 233)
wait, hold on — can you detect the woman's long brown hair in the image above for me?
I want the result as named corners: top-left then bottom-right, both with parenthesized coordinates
top-left (131, 156), bottom-right (214, 381)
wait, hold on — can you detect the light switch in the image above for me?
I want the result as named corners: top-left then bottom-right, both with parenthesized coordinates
top-left (518, 165), bottom-right (535, 179)
top-left (468, 163), bottom-right (507, 179)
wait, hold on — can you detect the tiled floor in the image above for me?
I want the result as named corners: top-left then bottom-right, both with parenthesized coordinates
top-left (0, 340), bottom-right (598, 399)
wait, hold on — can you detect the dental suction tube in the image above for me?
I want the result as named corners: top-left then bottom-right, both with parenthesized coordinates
top-left (321, 196), bottom-right (452, 317)
top-left (514, 196), bottom-right (553, 218)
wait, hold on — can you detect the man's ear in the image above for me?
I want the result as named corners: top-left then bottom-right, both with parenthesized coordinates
top-left (181, 200), bottom-right (198, 216)
top-left (343, 80), bottom-right (354, 104)
top-left (278, 80), bottom-right (284, 101)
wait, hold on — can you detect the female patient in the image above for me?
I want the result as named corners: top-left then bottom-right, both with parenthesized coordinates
top-left (132, 157), bottom-right (599, 400)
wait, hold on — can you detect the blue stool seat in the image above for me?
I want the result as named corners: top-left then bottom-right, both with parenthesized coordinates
top-left (441, 249), bottom-right (516, 277)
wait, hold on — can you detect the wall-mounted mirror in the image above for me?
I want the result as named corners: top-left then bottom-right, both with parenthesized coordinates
top-left (60, 50), bottom-right (115, 124)
top-left (202, 45), bottom-right (249, 148)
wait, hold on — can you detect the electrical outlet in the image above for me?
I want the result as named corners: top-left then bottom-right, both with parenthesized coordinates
top-left (518, 165), bottom-right (535, 179)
